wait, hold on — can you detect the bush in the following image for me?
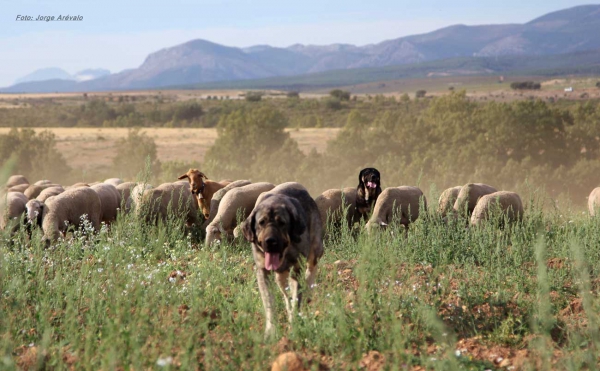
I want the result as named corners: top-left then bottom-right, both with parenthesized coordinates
top-left (203, 106), bottom-right (304, 182)
top-left (596, 81), bottom-right (600, 89)
top-left (325, 97), bottom-right (343, 110)
top-left (415, 90), bottom-right (427, 98)
top-left (171, 101), bottom-right (203, 122)
top-left (0, 128), bottom-right (71, 183)
top-left (245, 92), bottom-right (262, 102)
top-left (329, 89), bottom-right (351, 101)
top-left (510, 81), bottom-right (541, 90)
top-left (287, 91), bottom-right (300, 99)
top-left (112, 128), bottom-right (161, 179)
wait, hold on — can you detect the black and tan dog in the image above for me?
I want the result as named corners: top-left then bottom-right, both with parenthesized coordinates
top-left (241, 182), bottom-right (324, 336)
top-left (356, 167), bottom-right (382, 219)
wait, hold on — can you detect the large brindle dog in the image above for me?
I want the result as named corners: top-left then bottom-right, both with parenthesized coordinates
top-left (241, 182), bottom-right (324, 336)
top-left (356, 167), bottom-right (382, 219)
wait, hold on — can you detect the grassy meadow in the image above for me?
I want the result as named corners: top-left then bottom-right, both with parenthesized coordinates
top-left (2, 188), bottom-right (600, 370)
top-left (2, 86), bottom-right (600, 369)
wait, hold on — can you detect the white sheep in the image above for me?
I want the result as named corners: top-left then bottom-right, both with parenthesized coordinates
top-left (1, 192), bottom-right (29, 233)
top-left (366, 186), bottom-right (427, 231)
top-left (205, 182), bottom-right (275, 247)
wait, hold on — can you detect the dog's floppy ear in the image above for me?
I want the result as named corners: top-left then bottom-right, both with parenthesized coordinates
top-left (286, 198), bottom-right (307, 243)
top-left (177, 173), bottom-right (189, 180)
top-left (358, 168), bottom-right (367, 184)
top-left (241, 209), bottom-right (257, 242)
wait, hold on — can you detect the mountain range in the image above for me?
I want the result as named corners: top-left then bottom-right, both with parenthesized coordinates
top-left (14, 68), bottom-right (110, 85)
top-left (4, 4), bottom-right (600, 93)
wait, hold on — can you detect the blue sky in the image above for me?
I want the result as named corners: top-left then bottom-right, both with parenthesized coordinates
top-left (0, 0), bottom-right (596, 86)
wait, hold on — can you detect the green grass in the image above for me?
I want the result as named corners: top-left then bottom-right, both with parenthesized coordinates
top-left (1, 190), bottom-right (600, 370)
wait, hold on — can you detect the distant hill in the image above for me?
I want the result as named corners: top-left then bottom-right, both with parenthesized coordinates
top-left (173, 48), bottom-right (600, 91)
top-left (14, 68), bottom-right (73, 85)
top-left (3, 4), bottom-right (600, 93)
top-left (13, 67), bottom-right (110, 87)
top-left (73, 69), bottom-right (110, 82)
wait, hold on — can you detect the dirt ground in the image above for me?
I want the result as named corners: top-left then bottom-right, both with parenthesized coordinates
top-left (0, 127), bottom-right (339, 172)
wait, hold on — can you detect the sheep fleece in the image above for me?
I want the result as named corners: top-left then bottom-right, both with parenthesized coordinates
top-left (470, 191), bottom-right (523, 226)
top-left (367, 186), bottom-right (427, 228)
top-left (205, 182), bottom-right (274, 246)
top-left (41, 187), bottom-right (102, 241)
top-left (203, 179), bottom-right (251, 228)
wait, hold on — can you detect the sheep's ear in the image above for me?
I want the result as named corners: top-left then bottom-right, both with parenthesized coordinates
top-left (177, 173), bottom-right (189, 180)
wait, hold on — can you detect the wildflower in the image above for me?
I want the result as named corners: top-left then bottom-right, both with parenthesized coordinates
top-left (156, 356), bottom-right (173, 367)
top-left (97, 268), bottom-right (104, 273)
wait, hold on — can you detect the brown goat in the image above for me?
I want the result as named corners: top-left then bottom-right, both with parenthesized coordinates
top-left (177, 169), bottom-right (230, 219)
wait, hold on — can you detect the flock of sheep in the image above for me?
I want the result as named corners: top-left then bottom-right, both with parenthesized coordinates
top-left (1, 170), bottom-right (531, 247)
top-left (5, 167), bottom-right (600, 336)
top-left (0, 175), bottom-right (197, 244)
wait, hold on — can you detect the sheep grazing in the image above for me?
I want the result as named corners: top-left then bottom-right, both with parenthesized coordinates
top-left (8, 184), bottom-right (29, 193)
top-left (36, 186), bottom-right (65, 202)
top-left (69, 182), bottom-right (90, 189)
top-left (130, 183), bottom-right (153, 211)
top-left (6, 175), bottom-right (29, 188)
top-left (30, 187), bottom-right (102, 243)
top-left (437, 186), bottom-right (461, 217)
top-left (588, 187), bottom-right (600, 216)
top-left (91, 183), bottom-right (121, 224)
top-left (34, 180), bottom-right (53, 186)
top-left (366, 186), bottom-right (427, 231)
top-left (314, 187), bottom-right (358, 230)
top-left (453, 183), bottom-right (498, 216)
top-left (138, 182), bottom-right (199, 228)
top-left (1, 192), bottom-right (29, 234)
top-left (25, 199), bottom-right (44, 227)
top-left (24, 183), bottom-right (62, 200)
top-left (104, 178), bottom-right (124, 187)
top-left (177, 169), bottom-right (231, 219)
top-left (205, 182), bottom-right (275, 247)
top-left (115, 182), bottom-right (136, 213)
top-left (203, 180), bottom-right (251, 228)
top-left (470, 191), bottom-right (523, 226)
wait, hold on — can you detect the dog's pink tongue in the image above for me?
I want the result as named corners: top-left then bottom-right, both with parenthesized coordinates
top-left (265, 252), bottom-right (281, 271)
top-left (367, 181), bottom-right (377, 189)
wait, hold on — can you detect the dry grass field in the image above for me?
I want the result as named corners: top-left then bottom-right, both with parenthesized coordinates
top-left (321, 75), bottom-right (600, 101)
top-left (0, 127), bottom-right (339, 172)
top-left (1, 76), bottom-right (598, 109)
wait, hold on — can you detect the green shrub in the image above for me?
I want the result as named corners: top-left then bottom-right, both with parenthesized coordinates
top-left (325, 97), bottom-right (343, 110)
top-left (510, 81), bottom-right (541, 90)
top-left (329, 89), bottom-right (351, 101)
top-left (203, 106), bottom-right (304, 182)
top-left (245, 92), bottom-right (262, 102)
top-left (0, 128), bottom-right (71, 182)
top-left (112, 128), bottom-right (161, 179)
top-left (415, 90), bottom-right (427, 98)
top-left (287, 91), bottom-right (300, 99)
